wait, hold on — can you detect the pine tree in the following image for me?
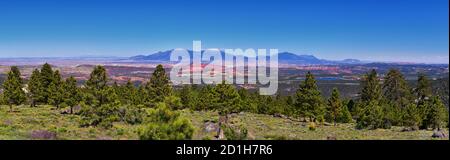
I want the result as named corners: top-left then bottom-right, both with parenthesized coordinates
top-left (383, 69), bottom-right (412, 108)
top-left (356, 100), bottom-right (385, 130)
top-left (360, 69), bottom-right (382, 103)
top-left (27, 69), bottom-right (44, 107)
top-left (294, 71), bottom-right (325, 122)
top-left (121, 80), bottom-right (138, 105)
top-left (403, 103), bottom-right (422, 130)
top-left (425, 96), bottom-right (447, 130)
top-left (415, 73), bottom-right (434, 129)
top-left (213, 81), bottom-right (242, 116)
top-left (179, 85), bottom-right (198, 110)
top-left (40, 63), bottom-right (54, 103)
top-left (2, 66), bottom-right (26, 111)
top-left (48, 70), bottom-right (64, 109)
top-left (63, 76), bottom-right (81, 114)
top-left (138, 102), bottom-right (194, 140)
top-left (146, 64), bottom-right (172, 104)
top-left (339, 105), bottom-right (353, 123)
top-left (85, 65), bottom-right (108, 106)
top-left (198, 85), bottom-right (217, 111)
top-left (415, 73), bottom-right (432, 104)
top-left (327, 88), bottom-right (342, 125)
top-left (81, 66), bottom-right (121, 128)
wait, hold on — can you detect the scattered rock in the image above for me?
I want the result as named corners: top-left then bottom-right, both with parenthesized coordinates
top-left (204, 121), bottom-right (219, 133)
top-left (97, 136), bottom-right (113, 140)
top-left (401, 126), bottom-right (419, 132)
top-left (273, 113), bottom-right (288, 119)
top-left (30, 130), bottom-right (57, 140)
top-left (432, 130), bottom-right (447, 138)
top-left (327, 136), bottom-right (337, 140)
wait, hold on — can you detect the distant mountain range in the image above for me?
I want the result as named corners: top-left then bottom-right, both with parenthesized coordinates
top-left (130, 50), bottom-right (364, 65)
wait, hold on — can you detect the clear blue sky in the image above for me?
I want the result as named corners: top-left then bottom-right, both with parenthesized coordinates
top-left (0, 0), bottom-right (448, 63)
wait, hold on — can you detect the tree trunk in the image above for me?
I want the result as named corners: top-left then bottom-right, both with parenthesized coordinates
top-left (9, 105), bottom-right (12, 112)
top-left (70, 106), bottom-right (73, 114)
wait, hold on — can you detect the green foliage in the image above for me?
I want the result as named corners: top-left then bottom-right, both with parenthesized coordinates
top-left (415, 73), bottom-right (432, 105)
top-left (80, 66), bottom-right (121, 128)
top-left (179, 85), bottom-right (198, 110)
top-left (27, 69), bottom-right (44, 107)
top-left (119, 105), bottom-right (144, 124)
top-left (48, 70), bottom-right (64, 109)
top-left (118, 80), bottom-right (139, 105)
top-left (40, 63), bottom-right (55, 103)
top-left (383, 69), bottom-right (412, 108)
top-left (63, 76), bottom-right (82, 114)
top-left (2, 66), bottom-right (26, 110)
top-left (403, 103), bottom-right (422, 129)
top-left (145, 64), bottom-right (172, 104)
top-left (339, 105), bottom-right (353, 123)
top-left (138, 103), bottom-right (194, 140)
top-left (213, 81), bottom-right (242, 116)
top-left (222, 124), bottom-right (248, 140)
top-left (360, 69), bottom-right (382, 103)
top-left (356, 100), bottom-right (387, 130)
top-left (326, 88), bottom-right (342, 125)
top-left (164, 95), bottom-right (183, 110)
top-left (294, 71), bottom-right (325, 122)
top-left (424, 97), bottom-right (447, 129)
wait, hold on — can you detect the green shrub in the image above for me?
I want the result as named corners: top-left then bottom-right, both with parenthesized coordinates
top-left (138, 103), bottom-right (194, 140)
top-left (222, 124), bottom-right (248, 140)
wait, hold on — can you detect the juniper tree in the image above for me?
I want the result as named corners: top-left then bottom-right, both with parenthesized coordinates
top-left (294, 71), bottom-right (325, 122)
top-left (63, 76), bottom-right (81, 114)
top-left (145, 64), bottom-right (172, 104)
top-left (48, 70), bottom-right (64, 109)
top-left (27, 69), bottom-right (44, 107)
top-left (2, 66), bottom-right (26, 111)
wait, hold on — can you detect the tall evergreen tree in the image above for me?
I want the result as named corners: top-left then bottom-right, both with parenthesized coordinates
top-left (383, 69), bottom-right (412, 108)
top-left (327, 88), bottom-right (342, 126)
top-left (213, 81), bottom-right (242, 116)
top-left (2, 66), bottom-right (26, 111)
top-left (415, 73), bottom-right (432, 101)
top-left (48, 70), bottom-right (64, 109)
top-left (425, 96), bottom-right (447, 130)
top-left (27, 69), bottom-right (44, 107)
top-left (179, 85), bottom-right (198, 110)
top-left (145, 64), bottom-right (172, 104)
top-left (120, 80), bottom-right (138, 105)
top-left (40, 63), bottom-right (54, 103)
top-left (63, 76), bottom-right (81, 114)
top-left (294, 71), bottom-right (325, 122)
top-left (81, 65), bottom-right (121, 128)
top-left (360, 69), bottom-right (382, 103)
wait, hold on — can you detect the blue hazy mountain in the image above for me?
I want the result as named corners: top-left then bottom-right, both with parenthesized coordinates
top-left (130, 50), bottom-right (363, 65)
